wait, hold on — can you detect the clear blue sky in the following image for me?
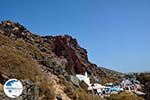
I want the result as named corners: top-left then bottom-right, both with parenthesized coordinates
top-left (1, 0), bottom-right (150, 73)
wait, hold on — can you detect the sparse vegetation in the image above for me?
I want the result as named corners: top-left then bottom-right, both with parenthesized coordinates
top-left (76, 88), bottom-right (103, 100)
top-left (79, 80), bottom-right (88, 91)
top-left (0, 35), bottom-right (55, 99)
top-left (1, 20), bottom-right (148, 100)
top-left (58, 75), bottom-right (76, 99)
top-left (58, 75), bottom-right (103, 100)
top-left (137, 73), bottom-right (150, 100)
top-left (108, 92), bottom-right (144, 100)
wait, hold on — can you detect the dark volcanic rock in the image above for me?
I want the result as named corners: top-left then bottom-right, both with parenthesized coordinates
top-left (43, 35), bottom-right (107, 78)
top-left (0, 20), bottom-right (107, 78)
top-left (0, 20), bottom-right (126, 99)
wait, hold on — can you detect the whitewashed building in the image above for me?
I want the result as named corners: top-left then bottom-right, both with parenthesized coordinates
top-left (76, 72), bottom-right (91, 86)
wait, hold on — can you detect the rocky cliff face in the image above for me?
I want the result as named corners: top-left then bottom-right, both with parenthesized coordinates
top-left (0, 20), bottom-right (122, 99)
top-left (0, 20), bottom-right (107, 78)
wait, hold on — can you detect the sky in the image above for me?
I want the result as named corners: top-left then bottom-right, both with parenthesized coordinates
top-left (0, 0), bottom-right (150, 73)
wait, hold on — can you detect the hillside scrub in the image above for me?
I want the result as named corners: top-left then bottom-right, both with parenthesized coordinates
top-left (137, 73), bottom-right (150, 100)
top-left (1, 20), bottom-right (140, 100)
top-left (108, 92), bottom-right (144, 100)
top-left (76, 88), bottom-right (103, 100)
top-left (0, 36), bottom-right (55, 99)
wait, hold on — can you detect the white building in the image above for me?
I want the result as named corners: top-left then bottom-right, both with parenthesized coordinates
top-left (76, 72), bottom-right (91, 86)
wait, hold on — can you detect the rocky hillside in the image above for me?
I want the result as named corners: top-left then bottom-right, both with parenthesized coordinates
top-left (0, 20), bottom-right (105, 76)
top-left (0, 20), bottom-right (122, 100)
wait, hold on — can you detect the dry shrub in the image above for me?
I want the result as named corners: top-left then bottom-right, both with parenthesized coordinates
top-left (0, 34), bottom-right (13, 46)
top-left (76, 88), bottom-right (103, 100)
top-left (0, 46), bottom-right (37, 80)
top-left (79, 80), bottom-right (88, 91)
top-left (58, 75), bottom-right (76, 99)
top-left (58, 75), bottom-right (103, 100)
top-left (0, 46), bottom-right (55, 99)
top-left (108, 92), bottom-right (144, 100)
top-left (15, 38), bottom-right (44, 60)
top-left (37, 73), bottom-right (55, 100)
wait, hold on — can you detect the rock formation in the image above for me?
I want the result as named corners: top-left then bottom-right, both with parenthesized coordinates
top-left (0, 20), bottom-right (122, 99)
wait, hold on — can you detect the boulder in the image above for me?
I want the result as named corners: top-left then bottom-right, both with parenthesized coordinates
top-left (70, 75), bottom-right (79, 86)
